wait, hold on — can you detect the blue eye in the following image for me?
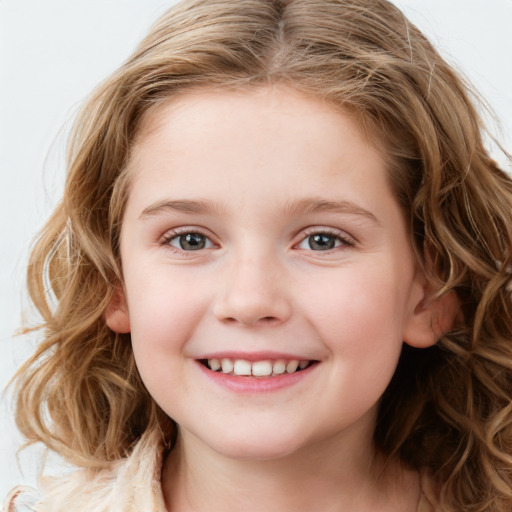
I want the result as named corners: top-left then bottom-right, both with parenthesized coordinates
top-left (298, 232), bottom-right (351, 251)
top-left (168, 232), bottom-right (213, 251)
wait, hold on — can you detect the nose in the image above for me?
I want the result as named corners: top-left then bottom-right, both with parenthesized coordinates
top-left (212, 252), bottom-right (292, 327)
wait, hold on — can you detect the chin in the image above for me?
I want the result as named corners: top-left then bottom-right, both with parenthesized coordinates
top-left (203, 431), bottom-right (308, 462)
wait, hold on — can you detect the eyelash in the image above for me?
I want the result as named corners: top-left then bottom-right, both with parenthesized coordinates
top-left (160, 228), bottom-right (215, 254)
top-left (159, 227), bottom-right (355, 255)
top-left (297, 228), bottom-right (355, 253)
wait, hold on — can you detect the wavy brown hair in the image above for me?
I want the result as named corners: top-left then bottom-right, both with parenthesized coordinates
top-left (13, 0), bottom-right (512, 510)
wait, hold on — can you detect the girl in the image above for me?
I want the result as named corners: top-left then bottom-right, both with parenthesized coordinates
top-left (4, 0), bottom-right (512, 510)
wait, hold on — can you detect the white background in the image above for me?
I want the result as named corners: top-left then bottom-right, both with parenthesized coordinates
top-left (1, 0), bottom-right (511, 498)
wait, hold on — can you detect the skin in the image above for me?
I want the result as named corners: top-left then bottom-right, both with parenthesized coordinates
top-left (107, 85), bottom-right (450, 511)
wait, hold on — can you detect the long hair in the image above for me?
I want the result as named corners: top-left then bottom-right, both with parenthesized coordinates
top-left (13, 1), bottom-right (512, 510)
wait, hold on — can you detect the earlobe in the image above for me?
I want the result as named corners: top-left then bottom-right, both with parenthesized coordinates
top-left (105, 285), bottom-right (131, 334)
top-left (403, 281), bottom-right (461, 349)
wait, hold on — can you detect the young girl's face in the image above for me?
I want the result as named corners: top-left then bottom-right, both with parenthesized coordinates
top-left (110, 86), bottom-right (429, 461)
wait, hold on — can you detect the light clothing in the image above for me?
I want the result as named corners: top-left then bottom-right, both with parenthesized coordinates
top-left (3, 428), bottom-right (165, 512)
top-left (3, 428), bottom-right (436, 512)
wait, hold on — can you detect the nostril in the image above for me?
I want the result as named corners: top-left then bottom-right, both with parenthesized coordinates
top-left (221, 315), bottom-right (279, 326)
top-left (213, 291), bottom-right (292, 326)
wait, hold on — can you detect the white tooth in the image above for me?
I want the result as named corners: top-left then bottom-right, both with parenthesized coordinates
top-left (252, 360), bottom-right (273, 377)
top-left (273, 360), bottom-right (286, 375)
top-left (209, 358), bottom-right (221, 371)
top-left (299, 360), bottom-right (309, 369)
top-left (233, 359), bottom-right (252, 376)
top-left (221, 358), bottom-right (234, 374)
top-left (286, 360), bottom-right (299, 373)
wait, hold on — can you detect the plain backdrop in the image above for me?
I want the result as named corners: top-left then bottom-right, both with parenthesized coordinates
top-left (1, 0), bottom-right (511, 498)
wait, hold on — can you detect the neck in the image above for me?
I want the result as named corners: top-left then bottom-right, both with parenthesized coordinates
top-left (161, 421), bottom-right (420, 512)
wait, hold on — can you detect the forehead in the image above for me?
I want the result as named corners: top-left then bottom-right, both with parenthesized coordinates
top-left (131, 86), bottom-right (383, 172)
top-left (136, 86), bottom-right (346, 141)
top-left (124, 85), bottom-right (397, 224)
top-left (136, 85), bottom-right (383, 143)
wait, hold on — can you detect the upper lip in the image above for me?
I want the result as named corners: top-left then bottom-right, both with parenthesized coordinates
top-left (196, 351), bottom-right (317, 362)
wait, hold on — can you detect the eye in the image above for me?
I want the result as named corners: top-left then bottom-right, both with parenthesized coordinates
top-left (166, 232), bottom-right (213, 251)
top-left (297, 231), bottom-right (353, 251)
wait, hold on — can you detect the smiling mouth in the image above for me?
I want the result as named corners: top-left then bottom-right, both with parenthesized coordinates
top-left (199, 358), bottom-right (316, 377)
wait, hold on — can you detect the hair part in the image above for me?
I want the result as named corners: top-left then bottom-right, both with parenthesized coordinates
top-left (13, 1), bottom-right (512, 510)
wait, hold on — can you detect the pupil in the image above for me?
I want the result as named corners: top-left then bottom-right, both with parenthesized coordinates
top-left (309, 234), bottom-right (335, 250)
top-left (180, 233), bottom-right (205, 250)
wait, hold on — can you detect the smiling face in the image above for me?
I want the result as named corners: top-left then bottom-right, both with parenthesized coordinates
top-left (108, 86), bottom-right (431, 461)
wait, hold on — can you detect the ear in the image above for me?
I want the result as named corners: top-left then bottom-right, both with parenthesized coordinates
top-left (403, 273), bottom-right (462, 349)
top-left (105, 284), bottom-right (131, 333)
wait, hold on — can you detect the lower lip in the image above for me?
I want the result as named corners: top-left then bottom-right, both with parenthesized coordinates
top-left (196, 361), bottom-right (318, 393)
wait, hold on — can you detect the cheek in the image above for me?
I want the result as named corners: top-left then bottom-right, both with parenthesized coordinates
top-left (300, 268), bottom-right (408, 346)
top-left (297, 266), bottom-right (409, 402)
top-left (125, 271), bottom-right (211, 365)
top-left (126, 279), bottom-right (212, 412)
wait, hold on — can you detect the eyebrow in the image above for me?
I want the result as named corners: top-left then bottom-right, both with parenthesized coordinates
top-left (284, 198), bottom-right (381, 225)
top-left (139, 197), bottom-right (380, 225)
top-left (140, 199), bottom-right (222, 218)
